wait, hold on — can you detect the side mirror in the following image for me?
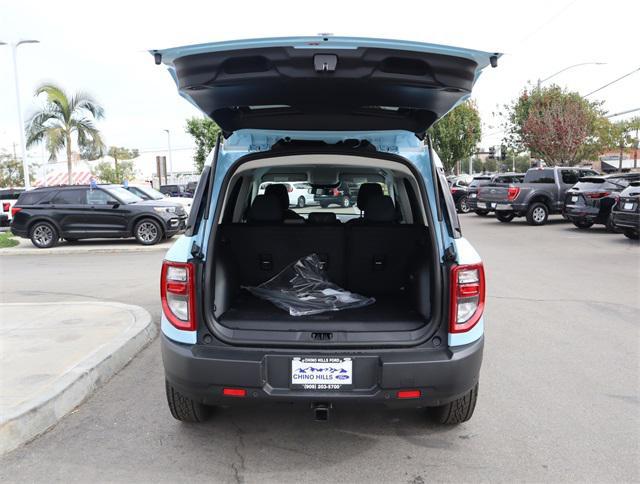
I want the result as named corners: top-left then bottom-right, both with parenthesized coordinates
top-left (107, 200), bottom-right (120, 208)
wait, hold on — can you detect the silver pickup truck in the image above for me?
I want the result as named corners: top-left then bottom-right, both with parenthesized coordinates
top-left (477, 167), bottom-right (598, 225)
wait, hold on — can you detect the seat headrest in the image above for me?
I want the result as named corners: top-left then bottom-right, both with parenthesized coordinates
top-left (357, 183), bottom-right (383, 210)
top-left (247, 194), bottom-right (284, 223)
top-left (308, 212), bottom-right (338, 224)
top-left (364, 195), bottom-right (397, 223)
top-left (264, 184), bottom-right (289, 211)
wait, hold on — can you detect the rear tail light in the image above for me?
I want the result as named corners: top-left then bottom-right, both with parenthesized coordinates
top-left (332, 188), bottom-right (340, 196)
top-left (587, 192), bottom-right (610, 199)
top-left (11, 206), bottom-right (21, 217)
top-left (2, 202), bottom-right (9, 212)
top-left (161, 261), bottom-right (196, 331)
top-left (286, 184), bottom-right (293, 193)
top-left (450, 263), bottom-right (485, 333)
top-left (507, 186), bottom-right (520, 201)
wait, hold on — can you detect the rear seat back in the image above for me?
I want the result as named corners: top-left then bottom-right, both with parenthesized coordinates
top-left (218, 224), bottom-right (346, 286)
top-left (217, 222), bottom-right (428, 296)
top-left (345, 225), bottom-right (429, 295)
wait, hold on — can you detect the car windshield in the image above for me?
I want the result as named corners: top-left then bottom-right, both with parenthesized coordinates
top-left (105, 186), bottom-right (143, 204)
top-left (133, 186), bottom-right (165, 200)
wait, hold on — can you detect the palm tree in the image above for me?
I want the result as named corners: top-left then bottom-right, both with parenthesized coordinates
top-left (26, 83), bottom-right (105, 183)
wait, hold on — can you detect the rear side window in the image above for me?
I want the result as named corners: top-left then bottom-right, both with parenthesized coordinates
top-left (87, 189), bottom-right (117, 204)
top-left (561, 170), bottom-right (581, 185)
top-left (17, 191), bottom-right (50, 205)
top-left (525, 169), bottom-right (555, 183)
top-left (52, 189), bottom-right (87, 205)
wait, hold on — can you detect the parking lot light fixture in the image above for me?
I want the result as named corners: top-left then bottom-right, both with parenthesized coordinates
top-left (1, 40), bottom-right (40, 189)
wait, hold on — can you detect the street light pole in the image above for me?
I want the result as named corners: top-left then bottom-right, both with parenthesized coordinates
top-left (163, 129), bottom-right (173, 182)
top-left (1, 40), bottom-right (39, 189)
top-left (537, 62), bottom-right (606, 90)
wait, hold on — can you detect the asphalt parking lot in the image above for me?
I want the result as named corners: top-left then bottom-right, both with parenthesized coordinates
top-left (0, 214), bottom-right (638, 483)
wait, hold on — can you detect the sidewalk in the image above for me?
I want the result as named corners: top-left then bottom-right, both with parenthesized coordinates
top-left (0, 236), bottom-right (174, 255)
top-left (0, 302), bottom-right (156, 454)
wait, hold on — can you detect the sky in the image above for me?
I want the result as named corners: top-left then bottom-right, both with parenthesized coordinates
top-left (1, 0), bottom-right (639, 169)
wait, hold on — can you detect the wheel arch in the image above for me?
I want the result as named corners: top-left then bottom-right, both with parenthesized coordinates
top-left (27, 216), bottom-right (63, 236)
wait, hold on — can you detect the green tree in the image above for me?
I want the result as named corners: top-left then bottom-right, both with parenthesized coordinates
top-left (472, 157), bottom-right (484, 173)
top-left (185, 117), bottom-right (221, 173)
top-left (26, 83), bottom-right (105, 182)
top-left (107, 146), bottom-right (139, 181)
top-left (92, 160), bottom-right (136, 184)
top-left (503, 85), bottom-right (608, 166)
top-left (0, 151), bottom-right (34, 187)
top-left (429, 100), bottom-right (481, 174)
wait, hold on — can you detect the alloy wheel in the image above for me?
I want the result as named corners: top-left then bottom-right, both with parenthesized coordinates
top-left (137, 221), bottom-right (159, 243)
top-left (33, 224), bottom-right (54, 247)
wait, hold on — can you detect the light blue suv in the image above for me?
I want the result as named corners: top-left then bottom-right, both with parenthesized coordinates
top-left (156, 36), bottom-right (496, 424)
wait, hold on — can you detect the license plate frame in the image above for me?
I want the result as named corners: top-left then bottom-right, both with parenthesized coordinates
top-left (571, 196), bottom-right (578, 203)
top-left (624, 202), bottom-right (634, 210)
top-left (477, 202), bottom-right (486, 208)
top-left (495, 203), bottom-right (511, 210)
top-left (290, 357), bottom-right (353, 391)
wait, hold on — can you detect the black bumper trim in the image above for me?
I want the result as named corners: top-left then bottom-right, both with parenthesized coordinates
top-left (162, 334), bottom-right (483, 407)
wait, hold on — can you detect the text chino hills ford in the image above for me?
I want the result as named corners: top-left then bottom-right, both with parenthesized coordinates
top-left (156, 36), bottom-right (497, 424)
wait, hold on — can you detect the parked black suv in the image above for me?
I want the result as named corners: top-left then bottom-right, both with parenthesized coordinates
top-left (611, 182), bottom-right (640, 240)
top-left (564, 173), bottom-right (640, 230)
top-left (314, 181), bottom-right (356, 208)
top-left (160, 184), bottom-right (189, 197)
top-left (11, 184), bottom-right (187, 248)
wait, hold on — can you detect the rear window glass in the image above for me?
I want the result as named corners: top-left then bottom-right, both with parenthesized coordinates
top-left (608, 175), bottom-right (640, 188)
top-left (469, 177), bottom-right (491, 188)
top-left (52, 189), bottom-right (87, 205)
top-left (17, 190), bottom-right (50, 205)
top-left (574, 181), bottom-right (620, 191)
top-left (525, 169), bottom-right (555, 183)
top-left (0, 190), bottom-right (24, 200)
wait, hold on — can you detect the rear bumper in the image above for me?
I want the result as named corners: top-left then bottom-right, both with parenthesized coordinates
top-left (611, 210), bottom-right (639, 230)
top-left (564, 205), bottom-right (602, 222)
top-left (162, 334), bottom-right (484, 407)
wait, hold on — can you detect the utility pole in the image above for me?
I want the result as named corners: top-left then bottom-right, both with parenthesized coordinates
top-left (1, 40), bottom-right (40, 189)
top-left (164, 129), bottom-right (173, 182)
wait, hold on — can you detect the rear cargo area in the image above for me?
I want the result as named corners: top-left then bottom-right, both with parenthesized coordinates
top-left (211, 223), bottom-right (433, 333)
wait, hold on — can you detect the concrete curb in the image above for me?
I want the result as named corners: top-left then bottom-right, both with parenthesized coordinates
top-left (0, 245), bottom-right (169, 256)
top-left (0, 302), bottom-right (157, 455)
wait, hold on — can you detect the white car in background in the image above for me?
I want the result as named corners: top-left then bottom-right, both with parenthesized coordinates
top-left (1, 188), bottom-right (25, 227)
top-left (123, 184), bottom-right (193, 214)
top-left (258, 182), bottom-right (317, 208)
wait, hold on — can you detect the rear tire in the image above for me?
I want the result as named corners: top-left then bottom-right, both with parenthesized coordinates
top-left (526, 202), bottom-right (548, 226)
top-left (475, 210), bottom-right (490, 216)
top-left (457, 196), bottom-right (471, 213)
top-left (297, 196), bottom-right (306, 208)
top-left (165, 381), bottom-right (212, 423)
top-left (496, 212), bottom-right (515, 223)
top-left (30, 221), bottom-right (59, 248)
top-left (320, 202), bottom-right (329, 209)
top-left (134, 218), bottom-right (163, 245)
top-left (428, 383), bottom-right (478, 425)
top-left (573, 220), bottom-right (593, 229)
top-left (624, 230), bottom-right (639, 240)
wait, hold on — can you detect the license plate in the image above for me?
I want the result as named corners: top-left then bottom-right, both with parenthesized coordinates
top-left (571, 196), bottom-right (578, 203)
top-left (291, 357), bottom-right (353, 390)
top-left (470, 193), bottom-right (477, 198)
top-left (477, 202), bottom-right (486, 208)
top-left (490, 203), bottom-right (496, 208)
top-left (624, 202), bottom-right (634, 210)
top-left (496, 204), bottom-right (511, 210)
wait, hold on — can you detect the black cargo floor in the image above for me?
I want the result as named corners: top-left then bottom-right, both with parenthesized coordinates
top-left (219, 290), bottom-right (425, 332)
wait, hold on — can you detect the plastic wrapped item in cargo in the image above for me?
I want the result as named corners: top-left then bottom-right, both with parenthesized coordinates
top-left (243, 254), bottom-right (375, 316)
